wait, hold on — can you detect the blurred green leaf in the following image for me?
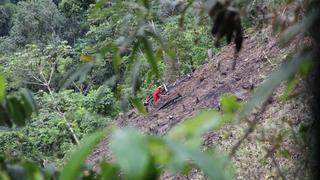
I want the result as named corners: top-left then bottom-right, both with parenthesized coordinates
top-left (112, 47), bottom-right (122, 73)
top-left (131, 62), bottom-right (142, 95)
top-left (96, 75), bottom-right (118, 101)
top-left (6, 97), bottom-right (27, 126)
top-left (6, 165), bottom-right (26, 180)
top-left (220, 95), bottom-right (240, 114)
top-left (144, 30), bottom-right (175, 59)
top-left (21, 89), bottom-right (38, 115)
top-left (165, 140), bottom-right (235, 180)
top-left (100, 161), bottom-right (119, 180)
top-left (59, 129), bottom-right (109, 180)
top-left (22, 161), bottom-right (43, 180)
top-left (130, 97), bottom-right (147, 115)
top-left (140, 37), bottom-right (159, 77)
top-left (0, 172), bottom-right (10, 180)
top-left (0, 73), bottom-right (6, 102)
top-left (43, 162), bottom-right (58, 180)
top-left (80, 54), bottom-right (95, 62)
top-left (1, 89), bottom-right (37, 126)
top-left (298, 61), bottom-right (314, 76)
top-left (147, 137), bottom-right (171, 166)
top-left (280, 76), bottom-right (298, 101)
top-left (0, 106), bottom-right (11, 127)
top-left (155, 48), bottom-right (163, 64)
top-left (59, 62), bottom-right (94, 90)
top-left (110, 128), bottom-right (150, 180)
top-left (129, 41), bottom-right (140, 63)
top-left (167, 110), bottom-right (232, 148)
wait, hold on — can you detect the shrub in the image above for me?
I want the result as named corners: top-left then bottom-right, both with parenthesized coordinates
top-left (161, 13), bottom-right (218, 75)
top-left (84, 87), bottom-right (119, 117)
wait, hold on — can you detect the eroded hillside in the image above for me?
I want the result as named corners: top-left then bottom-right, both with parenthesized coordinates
top-left (88, 28), bottom-right (311, 179)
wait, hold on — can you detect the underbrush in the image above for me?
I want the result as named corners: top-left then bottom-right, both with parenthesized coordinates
top-left (0, 88), bottom-right (118, 166)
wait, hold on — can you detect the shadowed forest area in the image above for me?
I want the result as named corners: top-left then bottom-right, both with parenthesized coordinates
top-left (1, 0), bottom-right (320, 179)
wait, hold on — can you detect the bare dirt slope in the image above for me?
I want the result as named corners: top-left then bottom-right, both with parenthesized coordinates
top-left (117, 32), bottom-right (278, 133)
top-left (88, 28), bottom-right (311, 179)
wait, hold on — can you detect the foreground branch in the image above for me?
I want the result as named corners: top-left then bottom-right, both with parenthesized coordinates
top-left (230, 98), bottom-right (271, 157)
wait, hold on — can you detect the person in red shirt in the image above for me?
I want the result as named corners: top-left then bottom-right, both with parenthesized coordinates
top-left (153, 86), bottom-right (161, 103)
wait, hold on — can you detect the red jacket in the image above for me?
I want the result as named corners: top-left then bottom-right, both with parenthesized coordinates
top-left (153, 88), bottom-right (161, 103)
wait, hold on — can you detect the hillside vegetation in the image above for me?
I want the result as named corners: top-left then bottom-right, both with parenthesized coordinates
top-left (1, 0), bottom-right (320, 180)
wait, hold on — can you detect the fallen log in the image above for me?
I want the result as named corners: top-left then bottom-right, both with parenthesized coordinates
top-left (158, 93), bottom-right (182, 110)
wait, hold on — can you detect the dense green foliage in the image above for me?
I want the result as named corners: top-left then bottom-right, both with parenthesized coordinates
top-left (0, 0), bottom-right (215, 166)
top-left (0, 88), bottom-right (115, 165)
top-left (162, 14), bottom-right (215, 75)
top-left (1, 0), bottom-right (319, 179)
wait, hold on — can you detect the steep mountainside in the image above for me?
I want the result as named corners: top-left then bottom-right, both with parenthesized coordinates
top-left (88, 28), bottom-right (311, 179)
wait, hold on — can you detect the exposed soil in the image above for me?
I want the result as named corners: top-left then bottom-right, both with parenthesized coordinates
top-left (88, 28), bottom-right (311, 179)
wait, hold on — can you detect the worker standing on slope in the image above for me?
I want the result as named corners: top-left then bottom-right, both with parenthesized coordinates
top-left (153, 86), bottom-right (161, 103)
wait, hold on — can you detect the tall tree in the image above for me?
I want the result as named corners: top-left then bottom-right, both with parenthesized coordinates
top-left (9, 0), bottom-right (65, 46)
